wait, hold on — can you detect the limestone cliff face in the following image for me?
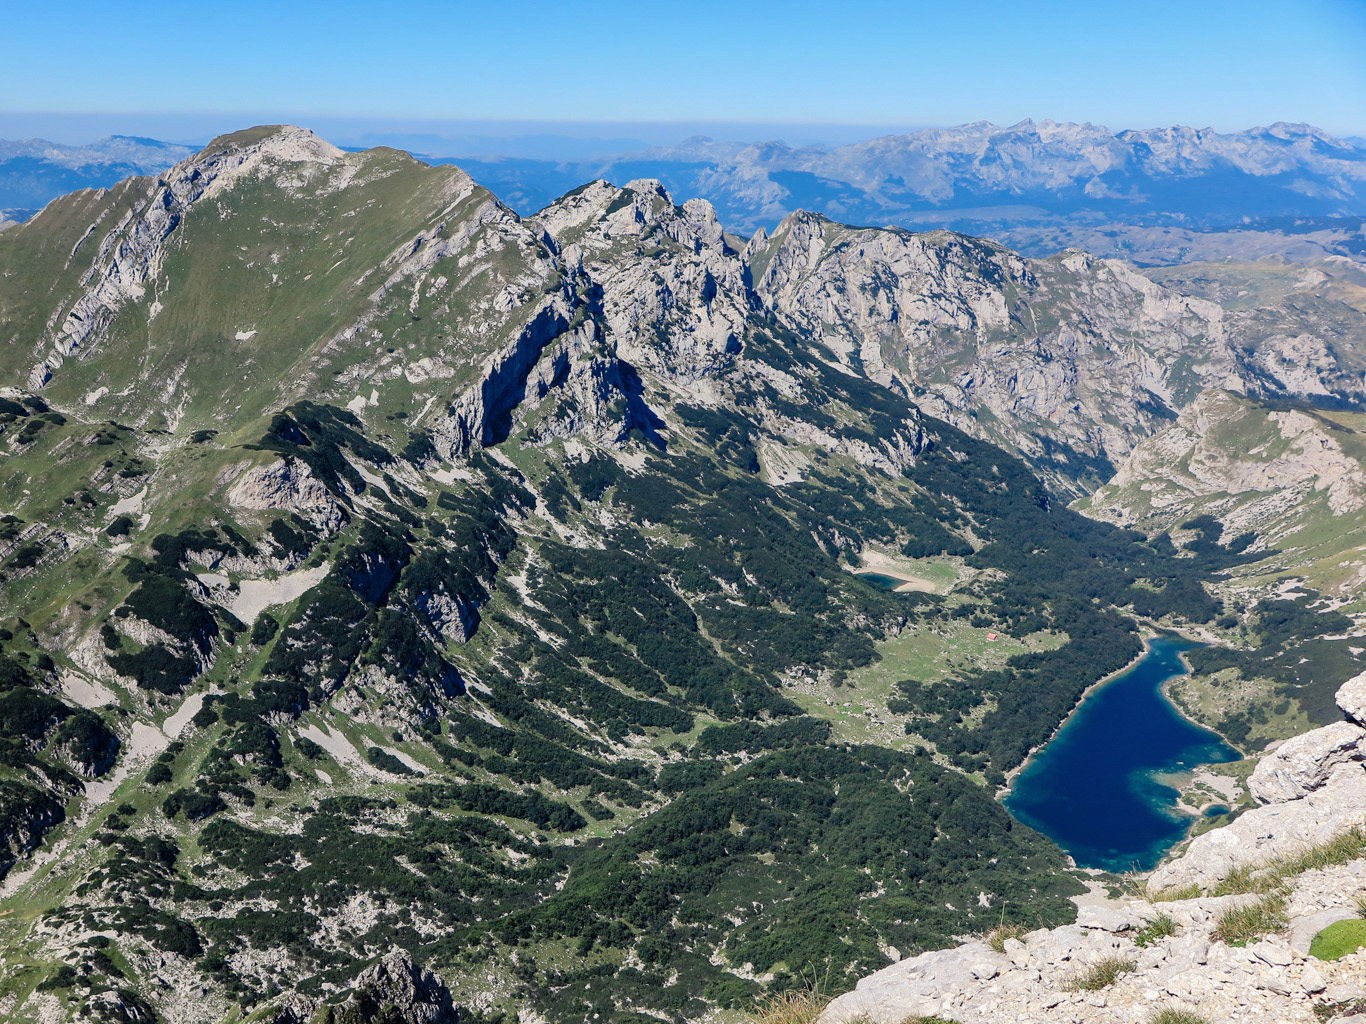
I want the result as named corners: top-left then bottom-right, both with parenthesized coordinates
top-left (27, 127), bottom-right (348, 389)
top-left (1107, 392), bottom-right (1366, 511)
top-left (537, 181), bottom-right (751, 384)
top-left (821, 675), bottom-right (1366, 1024)
top-left (753, 214), bottom-right (1239, 493)
top-left (1085, 388), bottom-right (1366, 598)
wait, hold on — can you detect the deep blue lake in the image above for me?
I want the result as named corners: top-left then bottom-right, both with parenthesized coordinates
top-left (1003, 635), bottom-right (1241, 872)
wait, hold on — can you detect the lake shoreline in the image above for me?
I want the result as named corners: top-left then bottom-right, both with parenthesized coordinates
top-left (998, 624), bottom-right (1246, 802)
top-left (1159, 644), bottom-right (1249, 760)
top-left (1000, 633), bottom-right (1243, 872)
top-left (851, 567), bottom-right (937, 593)
top-left (997, 635), bottom-right (1154, 798)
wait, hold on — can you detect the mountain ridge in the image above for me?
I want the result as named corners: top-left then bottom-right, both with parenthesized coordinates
top-left (7, 120), bottom-right (1366, 265)
top-left (10, 124), bottom-right (1364, 498)
top-left (0, 124), bottom-right (1363, 1024)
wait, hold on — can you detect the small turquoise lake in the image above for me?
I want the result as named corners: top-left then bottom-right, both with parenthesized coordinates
top-left (1003, 635), bottom-right (1241, 872)
top-left (858, 573), bottom-right (909, 591)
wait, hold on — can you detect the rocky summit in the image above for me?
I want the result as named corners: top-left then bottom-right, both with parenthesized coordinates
top-left (0, 125), bottom-right (1365, 1024)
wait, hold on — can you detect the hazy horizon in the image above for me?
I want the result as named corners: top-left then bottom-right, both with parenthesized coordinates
top-left (4, 0), bottom-right (1365, 158)
top-left (2, 112), bottom-right (1364, 165)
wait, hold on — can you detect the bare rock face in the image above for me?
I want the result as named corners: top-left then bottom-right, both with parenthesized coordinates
top-left (413, 588), bottom-right (478, 645)
top-left (225, 457), bottom-right (347, 532)
top-left (27, 127), bottom-right (345, 388)
top-left (534, 177), bottom-right (752, 385)
top-left (260, 951), bottom-right (457, 1024)
top-left (1338, 669), bottom-right (1366, 725)
top-left (1249, 719), bottom-right (1366, 804)
top-left (821, 941), bottom-right (1008, 1022)
top-left (1102, 389), bottom-right (1366, 518)
top-left (324, 949), bottom-right (458, 1024)
top-left (752, 214), bottom-right (1238, 493)
top-left (1151, 764), bottom-right (1366, 894)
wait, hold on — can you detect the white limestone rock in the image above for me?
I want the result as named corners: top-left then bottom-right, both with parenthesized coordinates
top-left (753, 212), bottom-right (1237, 494)
top-left (1338, 669), bottom-right (1366, 725)
top-left (223, 457), bottom-right (347, 531)
top-left (1248, 719), bottom-right (1366, 804)
top-left (1150, 765), bottom-right (1366, 892)
top-left (1076, 905), bottom-right (1137, 932)
top-left (819, 942), bottom-right (1005, 1023)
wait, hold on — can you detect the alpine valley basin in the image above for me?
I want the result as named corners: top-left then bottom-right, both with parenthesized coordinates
top-left (1004, 635), bottom-right (1241, 872)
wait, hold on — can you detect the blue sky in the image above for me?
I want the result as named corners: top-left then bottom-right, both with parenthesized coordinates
top-left (3, 0), bottom-right (1364, 150)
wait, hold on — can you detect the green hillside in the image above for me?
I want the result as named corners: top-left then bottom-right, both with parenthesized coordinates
top-left (0, 127), bottom-right (1341, 1024)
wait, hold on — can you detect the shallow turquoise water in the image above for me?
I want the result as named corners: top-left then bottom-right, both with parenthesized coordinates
top-left (857, 572), bottom-right (907, 591)
top-left (1003, 636), bottom-right (1241, 872)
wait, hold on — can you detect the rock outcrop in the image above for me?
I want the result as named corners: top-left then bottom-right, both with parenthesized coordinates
top-left (264, 950), bottom-right (458, 1024)
top-left (753, 214), bottom-right (1239, 493)
top-left (1248, 721), bottom-right (1366, 804)
top-left (323, 949), bottom-right (458, 1024)
top-left (27, 127), bottom-right (346, 389)
top-left (9, 125), bottom-right (1365, 499)
top-left (1339, 670), bottom-right (1366, 725)
top-left (820, 676), bottom-right (1366, 1023)
top-left (225, 457), bottom-right (348, 532)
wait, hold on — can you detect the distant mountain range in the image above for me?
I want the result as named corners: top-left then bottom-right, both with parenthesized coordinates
top-left (446, 120), bottom-right (1366, 264)
top-left (4, 121), bottom-right (1366, 263)
top-left (0, 134), bottom-right (194, 222)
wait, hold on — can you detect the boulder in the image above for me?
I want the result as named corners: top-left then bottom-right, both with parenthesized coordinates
top-left (1338, 669), bottom-right (1366, 725)
top-left (1301, 963), bottom-right (1328, 993)
top-left (1248, 720), bottom-right (1366, 803)
top-left (1076, 905), bottom-right (1136, 932)
top-left (817, 942), bottom-right (1004, 1023)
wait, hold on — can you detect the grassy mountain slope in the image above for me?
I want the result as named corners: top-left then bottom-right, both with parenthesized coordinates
top-left (1081, 388), bottom-right (1366, 753)
top-left (0, 128), bottom-right (1311, 1024)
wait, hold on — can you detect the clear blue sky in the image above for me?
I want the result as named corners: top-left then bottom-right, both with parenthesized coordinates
top-left (3, 0), bottom-right (1364, 148)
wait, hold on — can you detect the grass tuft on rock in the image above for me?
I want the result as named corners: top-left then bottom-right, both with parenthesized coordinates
top-left (1209, 824), bottom-right (1366, 899)
top-left (1209, 863), bottom-right (1282, 897)
top-left (1133, 913), bottom-right (1178, 948)
top-left (1146, 1010), bottom-right (1209, 1024)
top-left (1211, 893), bottom-right (1288, 945)
top-left (986, 923), bottom-right (1028, 954)
top-left (1065, 955), bottom-right (1135, 991)
top-left (1147, 882), bottom-right (1201, 903)
top-left (1275, 824), bottom-right (1366, 877)
top-left (753, 989), bottom-right (830, 1024)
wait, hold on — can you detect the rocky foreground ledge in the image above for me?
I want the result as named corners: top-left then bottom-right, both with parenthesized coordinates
top-left (820, 674), bottom-right (1366, 1024)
